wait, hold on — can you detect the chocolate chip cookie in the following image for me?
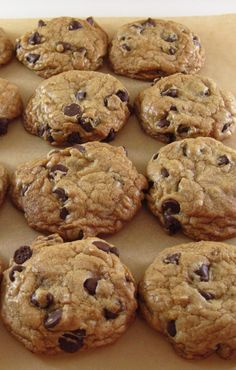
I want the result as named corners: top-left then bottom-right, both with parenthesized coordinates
top-left (0, 78), bottom-right (23, 135)
top-left (15, 17), bottom-right (108, 78)
top-left (135, 73), bottom-right (236, 143)
top-left (109, 18), bottom-right (205, 81)
top-left (0, 28), bottom-right (14, 66)
top-left (139, 241), bottom-right (236, 359)
top-left (147, 137), bottom-right (236, 240)
top-left (11, 142), bottom-right (147, 240)
top-left (1, 234), bottom-right (137, 354)
top-left (24, 70), bottom-right (130, 146)
top-left (0, 164), bottom-right (8, 207)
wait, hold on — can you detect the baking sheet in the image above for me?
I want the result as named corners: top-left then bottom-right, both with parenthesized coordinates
top-left (0, 15), bottom-right (236, 370)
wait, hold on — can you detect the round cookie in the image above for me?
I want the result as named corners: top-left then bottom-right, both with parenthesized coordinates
top-left (24, 70), bottom-right (130, 146)
top-left (0, 28), bottom-right (14, 66)
top-left (0, 78), bottom-right (23, 135)
top-left (11, 142), bottom-right (147, 240)
top-left (139, 241), bottom-right (236, 359)
top-left (109, 18), bottom-right (205, 81)
top-left (135, 73), bottom-right (236, 143)
top-left (1, 234), bottom-right (137, 354)
top-left (15, 17), bottom-right (108, 78)
top-left (146, 137), bottom-right (236, 241)
top-left (0, 164), bottom-right (8, 207)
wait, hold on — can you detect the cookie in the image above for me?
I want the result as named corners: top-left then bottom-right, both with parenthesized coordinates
top-left (11, 142), bottom-right (147, 240)
top-left (109, 18), bottom-right (205, 81)
top-left (0, 78), bottom-right (23, 135)
top-left (0, 28), bottom-right (14, 66)
top-left (146, 137), bottom-right (236, 241)
top-left (24, 70), bottom-right (130, 146)
top-left (139, 240), bottom-right (236, 359)
top-left (15, 17), bottom-right (108, 78)
top-left (135, 73), bottom-right (236, 143)
top-left (1, 234), bottom-right (137, 354)
top-left (0, 164), bottom-right (8, 207)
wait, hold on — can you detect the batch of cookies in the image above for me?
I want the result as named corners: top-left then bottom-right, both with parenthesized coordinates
top-left (0, 15), bottom-right (236, 360)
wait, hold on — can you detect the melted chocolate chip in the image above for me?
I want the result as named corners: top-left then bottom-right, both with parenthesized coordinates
top-left (78, 47), bottom-right (87, 55)
top-left (199, 291), bottom-right (215, 300)
top-left (110, 247), bottom-right (119, 257)
top-left (28, 32), bottom-right (41, 45)
top-left (153, 153), bottom-right (159, 160)
top-left (92, 241), bottom-right (119, 256)
top-left (116, 90), bottom-right (129, 102)
top-left (162, 199), bottom-right (180, 214)
top-left (9, 265), bottom-right (24, 282)
top-left (38, 19), bottom-right (46, 27)
top-left (157, 118), bottom-right (170, 128)
top-left (161, 168), bottom-right (169, 177)
top-left (163, 253), bottom-right (181, 265)
top-left (222, 123), bottom-right (230, 132)
top-left (182, 144), bottom-right (187, 156)
top-left (57, 41), bottom-right (72, 51)
top-left (0, 118), bottom-right (9, 135)
top-left (169, 47), bottom-right (176, 55)
top-left (148, 180), bottom-right (154, 189)
top-left (77, 117), bottom-right (94, 132)
top-left (164, 133), bottom-right (176, 143)
top-left (121, 44), bottom-right (131, 51)
top-left (86, 17), bottom-right (94, 25)
top-left (142, 18), bottom-right (156, 27)
top-left (194, 264), bottom-right (209, 282)
top-left (68, 20), bottom-right (83, 30)
top-left (75, 90), bottom-right (86, 100)
top-left (26, 53), bottom-right (40, 64)
top-left (103, 308), bottom-right (118, 320)
top-left (193, 35), bottom-right (201, 47)
top-left (67, 132), bottom-right (82, 144)
top-left (78, 230), bottom-right (84, 239)
top-left (164, 33), bottom-right (178, 42)
top-left (14, 246), bottom-right (32, 264)
top-left (170, 105), bottom-right (177, 111)
top-left (167, 320), bottom-right (176, 337)
top-left (64, 103), bottom-right (81, 116)
top-left (44, 309), bottom-right (62, 329)
top-left (59, 332), bottom-right (85, 353)
top-left (164, 214), bottom-right (181, 235)
top-left (60, 207), bottom-right (69, 220)
top-left (217, 155), bottom-right (230, 166)
top-left (50, 165), bottom-right (68, 176)
top-left (103, 128), bottom-right (116, 142)
top-left (161, 88), bottom-right (178, 98)
top-left (177, 125), bottom-right (190, 134)
top-left (83, 278), bottom-right (99, 295)
top-left (31, 292), bottom-right (54, 309)
top-left (53, 188), bottom-right (68, 202)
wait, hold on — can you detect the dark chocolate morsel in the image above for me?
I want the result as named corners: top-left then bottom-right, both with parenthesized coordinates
top-left (44, 309), bottom-right (62, 329)
top-left (14, 245), bottom-right (32, 264)
top-left (167, 320), bottom-right (176, 337)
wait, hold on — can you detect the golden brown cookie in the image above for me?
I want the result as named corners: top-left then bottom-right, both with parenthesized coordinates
top-left (0, 28), bottom-right (14, 66)
top-left (0, 164), bottom-right (8, 207)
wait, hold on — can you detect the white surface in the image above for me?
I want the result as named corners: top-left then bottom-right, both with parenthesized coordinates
top-left (1, 0), bottom-right (236, 18)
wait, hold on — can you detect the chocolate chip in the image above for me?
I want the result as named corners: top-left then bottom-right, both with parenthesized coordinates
top-left (59, 332), bottom-right (84, 353)
top-left (37, 125), bottom-right (46, 137)
top-left (199, 291), bottom-right (215, 300)
top-left (177, 125), bottom-right (190, 134)
top-left (121, 44), bottom-right (131, 51)
top-left (204, 88), bottom-right (210, 96)
top-left (164, 33), bottom-right (178, 42)
top-left (74, 144), bottom-right (86, 153)
top-left (164, 214), bottom-right (181, 235)
top-left (75, 90), bottom-right (86, 100)
top-left (161, 88), bottom-right (178, 98)
top-left (167, 320), bottom-right (176, 337)
top-left (163, 253), bottom-right (181, 265)
top-left (47, 134), bottom-right (55, 143)
top-left (169, 47), bottom-right (176, 55)
top-left (50, 164), bottom-right (68, 174)
top-left (53, 188), bottom-right (68, 202)
top-left (162, 199), bottom-right (180, 214)
top-left (68, 20), bottom-right (83, 30)
top-left (26, 53), bottom-right (40, 64)
top-left (164, 133), bottom-right (176, 143)
top-left (31, 292), bottom-right (54, 309)
top-left (28, 32), bottom-right (41, 45)
top-left (142, 18), bottom-right (156, 27)
top-left (14, 245), bottom-right (32, 264)
top-left (78, 230), bottom-right (84, 239)
top-left (83, 278), bottom-right (99, 295)
top-left (161, 168), bottom-right (169, 177)
top-left (92, 240), bottom-right (119, 256)
top-left (182, 144), bottom-right (187, 156)
top-left (67, 132), bottom-right (82, 144)
top-left (103, 308), bottom-right (118, 320)
top-left (194, 264), bottom-right (209, 282)
top-left (44, 308), bottom-right (62, 329)
top-left (9, 265), bottom-right (24, 282)
top-left (193, 35), bottom-right (201, 47)
top-left (60, 207), bottom-right (69, 220)
top-left (170, 105), bottom-right (177, 111)
top-left (116, 90), bottom-right (129, 102)
top-left (222, 123), bottom-right (230, 132)
top-left (57, 42), bottom-right (71, 52)
top-left (148, 180), bottom-right (154, 189)
top-left (157, 118), bottom-right (170, 128)
top-left (218, 155), bottom-right (230, 166)
top-left (110, 247), bottom-right (119, 257)
top-left (103, 128), bottom-right (116, 142)
top-left (15, 41), bottom-right (21, 50)
top-left (21, 184), bottom-right (29, 196)
top-left (153, 153), bottom-right (159, 160)
top-left (64, 103), bottom-right (81, 116)
top-left (0, 118), bottom-right (9, 135)
top-left (77, 117), bottom-right (94, 132)
top-left (78, 47), bottom-right (87, 55)
top-left (86, 17), bottom-right (94, 25)
top-left (38, 19), bottom-right (46, 27)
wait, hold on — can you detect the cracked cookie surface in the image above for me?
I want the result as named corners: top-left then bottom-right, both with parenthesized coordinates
top-left (15, 17), bottom-right (108, 78)
top-left (0, 78), bottom-right (23, 135)
top-left (11, 142), bottom-right (147, 240)
top-left (24, 70), bottom-right (130, 146)
top-left (109, 18), bottom-right (205, 80)
top-left (146, 137), bottom-right (236, 240)
top-left (135, 73), bottom-right (236, 143)
top-left (0, 28), bottom-right (14, 66)
top-left (139, 241), bottom-right (236, 359)
top-left (1, 234), bottom-right (137, 354)
top-left (0, 164), bottom-right (8, 207)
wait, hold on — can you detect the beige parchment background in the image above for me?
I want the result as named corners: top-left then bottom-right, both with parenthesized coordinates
top-left (0, 15), bottom-right (236, 370)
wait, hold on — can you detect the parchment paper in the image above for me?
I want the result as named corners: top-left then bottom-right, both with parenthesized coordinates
top-left (0, 15), bottom-right (236, 370)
